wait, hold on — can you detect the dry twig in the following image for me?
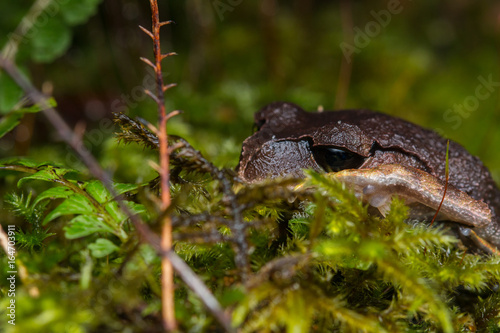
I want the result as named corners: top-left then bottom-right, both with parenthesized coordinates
top-left (140, 0), bottom-right (178, 329)
top-left (0, 55), bottom-right (234, 333)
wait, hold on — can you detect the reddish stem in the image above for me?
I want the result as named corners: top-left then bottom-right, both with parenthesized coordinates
top-left (430, 140), bottom-right (450, 228)
top-left (148, 0), bottom-right (176, 330)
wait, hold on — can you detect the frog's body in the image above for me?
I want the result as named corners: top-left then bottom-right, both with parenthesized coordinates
top-left (237, 102), bottom-right (500, 252)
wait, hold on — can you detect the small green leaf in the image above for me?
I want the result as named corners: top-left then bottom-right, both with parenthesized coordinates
top-left (88, 238), bottom-right (119, 258)
top-left (64, 215), bottom-right (116, 239)
top-left (0, 112), bottom-right (24, 138)
top-left (33, 186), bottom-right (73, 207)
top-left (0, 95), bottom-right (53, 138)
top-left (105, 201), bottom-right (126, 223)
top-left (14, 98), bottom-right (57, 114)
top-left (114, 183), bottom-right (139, 196)
top-left (102, 200), bottom-right (146, 224)
top-left (85, 180), bottom-right (111, 204)
top-left (125, 201), bottom-right (147, 216)
top-left (17, 165), bottom-right (75, 187)
top-left (0, 158), bottom-right (39, 168)
top-left (43, 194), bottom-right (94, 224)
top-left (0, 77), bottom-right (51, 138)
top-left (0, 71), bottom-right (24, 114)
top-left (18, 169), bottom-right (56, 187)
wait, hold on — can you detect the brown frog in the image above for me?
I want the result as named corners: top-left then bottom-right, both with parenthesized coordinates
top-left (237, 102), bottom-right (500, 254)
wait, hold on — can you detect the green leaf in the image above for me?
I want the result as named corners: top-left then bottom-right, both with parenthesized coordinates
top-left (114, 183), bottom-right (139, 196)
top-left (33, 186), bottom-right (73, 207)
top-left (105, 201), bottom-right (126, 223)
top-left (0, 112), bottom-right (24, 138)
top-left (84, 181), bottom-right (139, 205)
top-left (0, 158), bottom-right (40, 168)
top-left (43, 194), bottom-right (94, 224)
top-left (84, 180), bottom-right (111, 204)
top-left (88, 238), bottom-right (119, 258)
top-left (15, 97), bottom-right (57, 113)
top-left (0, 70), bottom-right (23, 114)
top-left (18, 169), bottom-right (57, 187)
top-left (64, 215), bottom-right (116, 239)
top-left (29, 18), bottom-right (72, 63)
top-left (17, 166), bottom-right (74, 187)
top-left (102, 200), bottom-right (146, 224)
top-left (0, 96), bottom-right (54, 138)
top-left (60, 0), bottom-right (102, 26)
top-left (125, 201), bottom-right (147, 216)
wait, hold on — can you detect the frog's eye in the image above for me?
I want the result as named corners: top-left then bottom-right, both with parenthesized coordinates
top-left (311, 146), bottom-right (365, 172)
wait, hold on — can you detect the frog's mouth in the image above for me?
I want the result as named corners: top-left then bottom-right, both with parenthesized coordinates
top-left (329, 164), bottom-right (500, 255)
top-left (330, 164), bottom-right (491, 228)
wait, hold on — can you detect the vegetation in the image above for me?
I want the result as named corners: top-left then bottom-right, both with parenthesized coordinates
top-left (1, 1), bottom-right (500, 332)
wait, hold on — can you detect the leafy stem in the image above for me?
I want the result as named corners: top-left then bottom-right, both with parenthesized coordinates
top-left (0, 163), bottom-right (129, 242)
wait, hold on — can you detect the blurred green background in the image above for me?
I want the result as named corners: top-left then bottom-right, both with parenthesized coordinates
top-left (1, 0), bottom-right (499, 183)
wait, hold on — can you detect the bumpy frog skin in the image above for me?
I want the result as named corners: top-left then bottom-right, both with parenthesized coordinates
top-left (237, 102), bottom-right (500, 254)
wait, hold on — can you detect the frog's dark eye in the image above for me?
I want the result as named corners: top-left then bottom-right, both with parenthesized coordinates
top-left (311, 146), bottom-right (365, 172)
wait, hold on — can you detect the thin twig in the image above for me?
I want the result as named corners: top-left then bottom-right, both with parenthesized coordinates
top-left (139, 25), bottom-right (154, 40)
top-left (173, 230), bottom-right (233, 243)
top-left (146, 0), bottom-right (177, 330)
top-left (430, 140), bottom-right (450, 227)
top-left (0, 55), bottom-right (234, 333)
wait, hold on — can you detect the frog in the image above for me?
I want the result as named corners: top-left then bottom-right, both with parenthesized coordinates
top-left (237, 102), bottom-right (500, 254)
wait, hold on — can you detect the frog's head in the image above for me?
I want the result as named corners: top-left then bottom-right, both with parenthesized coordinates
top-left (237, 102), bottom-right (500, 255)
top-left (237, 102), bottom-right (376, 182)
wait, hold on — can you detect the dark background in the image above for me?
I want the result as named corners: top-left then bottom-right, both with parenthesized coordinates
top-left (1, 0), bottom-right (499, 183)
